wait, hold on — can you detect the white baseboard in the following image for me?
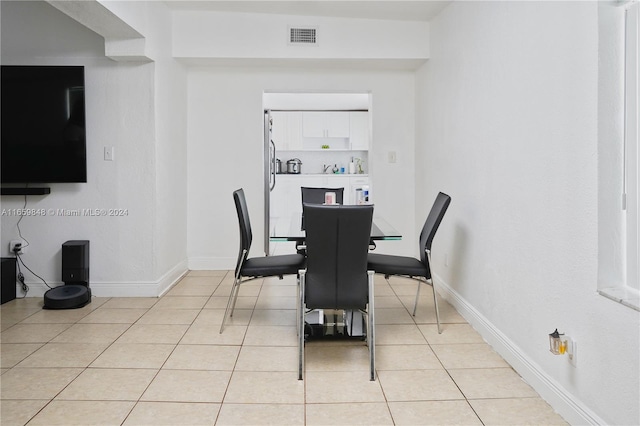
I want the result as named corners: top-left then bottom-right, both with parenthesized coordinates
top-left (156, 260), bottom-right (189, 297)
top-left (13, 260), bottom-right (189, 298)
top-left (14, 281), bottom-right (160, 298)
top-left (434, 273), bottom-right (606, 426)
top-left (13, 281), bottom-right (62, 299)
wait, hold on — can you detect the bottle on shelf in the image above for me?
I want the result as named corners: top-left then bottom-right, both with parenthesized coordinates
top-left (349, 157), bottom-right (356, 174)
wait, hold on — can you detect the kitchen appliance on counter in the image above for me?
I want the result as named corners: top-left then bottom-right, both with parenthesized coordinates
top-left (286, 158), bottom-right (302, 174)
top-left (354, 185), bottom-right (370, 205)
top-left (276, 158), bottom-right (284, 174)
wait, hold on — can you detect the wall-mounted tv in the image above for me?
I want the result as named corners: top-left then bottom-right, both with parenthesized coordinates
top-left (1, 65), bottom-right (87, 184)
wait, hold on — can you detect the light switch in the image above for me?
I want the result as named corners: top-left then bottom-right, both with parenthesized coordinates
top-left (388, 151), bottom-right (397, 163)
top-left (104, 146), bottom-right (114, 161)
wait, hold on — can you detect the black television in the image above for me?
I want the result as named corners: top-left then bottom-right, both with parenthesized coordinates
top-left (1, 65), bottom-right (87, 184)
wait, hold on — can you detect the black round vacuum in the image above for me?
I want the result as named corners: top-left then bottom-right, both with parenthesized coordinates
top-left (43, 285), bottom-right (91, 309)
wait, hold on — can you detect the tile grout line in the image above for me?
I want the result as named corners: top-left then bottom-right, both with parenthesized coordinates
top-left (1, 271), bottom-right (566, 425)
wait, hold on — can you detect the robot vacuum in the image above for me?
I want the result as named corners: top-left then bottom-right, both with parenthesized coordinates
top-left (43, 240), bottom-right (91, 309)
top-left (44, 284), bottom-right (91, 309)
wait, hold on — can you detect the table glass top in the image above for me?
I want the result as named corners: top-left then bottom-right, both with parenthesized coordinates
top-left (269, 213), bottom-right (401, 242)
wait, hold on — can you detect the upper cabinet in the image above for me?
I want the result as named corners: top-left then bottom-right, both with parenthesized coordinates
top-left (302, 112), bottom-right (350, 138)
top-left (273, 110), bottom-right (369, 151)
top-left (349, 111), bottom-right (369, 151)
top-left (271, 111), bottom-right (303, 150)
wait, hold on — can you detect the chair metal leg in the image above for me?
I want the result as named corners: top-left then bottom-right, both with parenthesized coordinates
top-left (431, 278), bottom-right (442, 334)
top-left (425, 249), bottom-right (442, 334)
top-left (229, 281), bottom-right (241, 317)
top-left (220, 252), bottom-right (249, 334)
top-left (220, 257), bottom-right (246, 334)
top-left (298, 270), bottom-right (306, 380)
top-left (296, 274), bottom-right (301, 337)
top-left (229, 270), bottom-right (248, 318)
top-left (367, 270), bottom-right (376, 381)
top-left (219, 276), bottom-right (240, 334)
top-left (412, 278), bottom-right (422, 316)
top-left (411, 276), bottom-right (442, 334)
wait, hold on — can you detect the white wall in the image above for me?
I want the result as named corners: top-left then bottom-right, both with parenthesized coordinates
top-left (0, 1), bottom-right (188, 296)
top-left (173, 8), bottom-right (424, 269)
top-left (173, 11), bottom-right (429, 61)
top-left (416, 2), bottom-right (639, 425)
top-left (143, 2), bottom-right (189, 291)
top-left (187, 68), bottom-right (417, 269)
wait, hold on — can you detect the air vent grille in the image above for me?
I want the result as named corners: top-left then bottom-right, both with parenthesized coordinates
top-left (289, 27), bottom-right (317, 45)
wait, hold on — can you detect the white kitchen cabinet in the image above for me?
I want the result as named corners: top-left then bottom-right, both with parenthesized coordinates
top-left (270, 175), bottom-right (318, 217)
top-left (302, 112), bottom-right (350, 138)
top-left (271, 111), bottom-right (302, 150)
top-left (349, 111), bottom-right (370, 150)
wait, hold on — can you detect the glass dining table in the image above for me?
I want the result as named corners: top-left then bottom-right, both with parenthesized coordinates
top-left (269, 214), bottom-right (402, 242)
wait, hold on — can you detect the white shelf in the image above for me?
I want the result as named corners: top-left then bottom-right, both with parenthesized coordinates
top-left (277, 173), bottom-right (368, 177)
top-left (299, 149), bottom-right (361, 152)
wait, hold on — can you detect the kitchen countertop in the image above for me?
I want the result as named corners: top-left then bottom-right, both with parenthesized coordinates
top-left (275, 173), bottom-right (368, 177)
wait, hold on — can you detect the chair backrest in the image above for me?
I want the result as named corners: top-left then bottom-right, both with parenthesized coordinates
top-left (301, 187), bottom-right (345, 205)
top-left (419, 192), bottom-right (451, 270)
top-left (303, 203), bottom-right (373, 310)
top-left (233, 188), bottom-right (252, 275)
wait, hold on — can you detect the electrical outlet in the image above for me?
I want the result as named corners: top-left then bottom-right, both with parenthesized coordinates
top-left (10, 239), bottom-right (25, 255)
top-left (104, 146), bottom-right (114, 161)
top-left (569, 341), bottom-right (577, 367)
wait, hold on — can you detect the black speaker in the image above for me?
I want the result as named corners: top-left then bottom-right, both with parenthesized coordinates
top-left (1, 257), bottom-right (17, 304)
top-left (62, 240), bottom-right (89, 285)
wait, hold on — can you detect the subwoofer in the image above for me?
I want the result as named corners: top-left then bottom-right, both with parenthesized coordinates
top-left (44, 240), bottom-right (91, 309)
top-left (1, 257), bottom-right (17, 304)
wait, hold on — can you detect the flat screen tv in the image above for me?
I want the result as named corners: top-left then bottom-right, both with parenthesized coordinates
top-left (1, 65), bottom-right (87, 183)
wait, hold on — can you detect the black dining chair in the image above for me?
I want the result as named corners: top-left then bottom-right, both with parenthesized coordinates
top-left (297, 186), bottom-right (346, 253)
top-left (298, 203), bottom-right (376, 380)
top-left (301, 186), bottom-right (345, 206)
top-left (220, 188), bottom-right (306, 333)
top-left (367, 192), bottom-right (451, 334)
top-left (300, 186), bottom-right (345, 229)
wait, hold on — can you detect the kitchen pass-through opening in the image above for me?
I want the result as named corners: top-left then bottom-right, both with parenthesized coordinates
top-left (262, 91), bottom-right (373, 256)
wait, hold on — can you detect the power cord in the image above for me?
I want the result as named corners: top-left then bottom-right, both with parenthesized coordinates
top-left (16, 270), bottom-right (29, 296)
top-left (13, 190), bottom-right (36, 296)
top-left (16, 193), bottom-right (31, 251)
top-left (14, 250), bottom-right (29, 297)
top-left (14, 249), bottom-right (52, 291)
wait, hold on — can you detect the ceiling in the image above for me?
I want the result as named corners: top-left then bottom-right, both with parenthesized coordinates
top-left (163, 0), bottom-right (452, 22)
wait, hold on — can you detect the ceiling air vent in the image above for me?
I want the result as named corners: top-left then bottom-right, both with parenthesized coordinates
top-left (289, 27), bottom-right (318, 45)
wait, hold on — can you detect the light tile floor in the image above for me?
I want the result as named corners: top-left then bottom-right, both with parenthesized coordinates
top-left (1, 271), bottom-right (569, 425)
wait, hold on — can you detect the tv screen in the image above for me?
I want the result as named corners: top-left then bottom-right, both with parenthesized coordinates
top-left (1, 65), bottom-right (87, 183)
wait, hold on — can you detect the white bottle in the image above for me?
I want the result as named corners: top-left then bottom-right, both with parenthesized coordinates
top-left (348, 157), bottom-right (356, 174)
